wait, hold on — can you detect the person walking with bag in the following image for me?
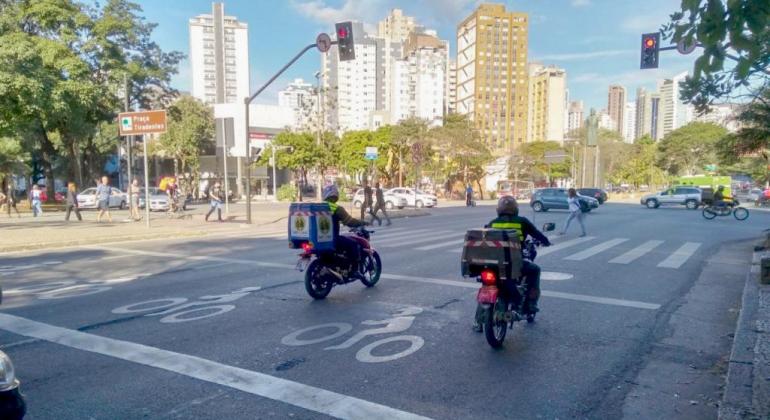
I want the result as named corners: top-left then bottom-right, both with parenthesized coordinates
top-left (205, 181), bottom-right (224, 222)
top-left (370, 182), bottom-right (391, 226)
top-left (64, 182), bottom-right (82, 222)
top-left (559, 188), bottom-right (586, 237)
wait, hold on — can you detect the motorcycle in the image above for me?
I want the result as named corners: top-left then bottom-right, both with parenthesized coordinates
top-left (472, 223), bottom-right (554, 348)
top-left (296, 226), bottom-right (382, 299)
top-left (702, 199), bottom-right (749, 221)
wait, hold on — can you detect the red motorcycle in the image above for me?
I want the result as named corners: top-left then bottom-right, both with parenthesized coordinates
top-left (296, 226), bottom-right (382, 299)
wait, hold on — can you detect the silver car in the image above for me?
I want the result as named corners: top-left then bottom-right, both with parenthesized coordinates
top-left (137, 188), bottom-right (171, 211)
top-left (641, 187), bottom-right (702, 209)
top-left (387, 188), bottom-right (438, 208)
top-left (352, 189), bottom-right (406, 210)
top-left (77, 187), bottom-right (127, 209)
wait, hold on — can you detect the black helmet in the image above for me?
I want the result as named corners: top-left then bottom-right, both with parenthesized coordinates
top-left (717, 185), bottom-right (725, 191)
top-left (497, 196), bottom-right (518, 216)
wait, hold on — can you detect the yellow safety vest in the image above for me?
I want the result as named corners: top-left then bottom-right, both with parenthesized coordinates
top-left (490, 222), bottom-right (524, 241)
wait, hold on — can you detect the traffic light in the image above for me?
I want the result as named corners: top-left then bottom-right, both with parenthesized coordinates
top-left (640, 33), bottom-right (660, 69)
top-left (335, 21), bottom-right (355, 61)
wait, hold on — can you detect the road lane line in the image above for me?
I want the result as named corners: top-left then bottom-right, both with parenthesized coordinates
top-left (657, 242), bottom-right (701, 269)
top-left (536, 236), bottom-right (596, 256)
top-left (609, 240), bottom-right (664, 264)
top-left (378, 232), bottom-right (460, 247)
top-left (415, 239), bottom-right (466, 251)
top-left (381, 274), bottom-right (660, 310)
top-left (564, 238), bottom-right (628, 261)
top-left (0, 313), bottom-right (430, 420)
top-left (371, 229), bottom-right (434, 242)
top-left (90, 246), bottom-right (658, 310)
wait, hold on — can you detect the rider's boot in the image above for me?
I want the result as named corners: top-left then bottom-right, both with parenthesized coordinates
top-left (472, 304), bottom-right (484, 333)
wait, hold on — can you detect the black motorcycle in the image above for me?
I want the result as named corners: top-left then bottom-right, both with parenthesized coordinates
top-left (702, 199), bottom-right (749, 221)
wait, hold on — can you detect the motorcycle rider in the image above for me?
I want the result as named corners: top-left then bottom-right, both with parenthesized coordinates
top-left (473, 196), bottom-right (551, 332)
top-left (713, 185), bottom-right (732, 209)
top-left (323, 185), bottom-right (367, 277)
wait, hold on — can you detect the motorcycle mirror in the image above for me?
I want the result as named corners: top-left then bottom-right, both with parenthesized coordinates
top-left (542, 222), bottom-right (555, 232)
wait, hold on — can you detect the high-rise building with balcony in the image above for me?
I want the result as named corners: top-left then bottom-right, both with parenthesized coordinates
top-left (189, 3), bottom-right (249, 105)
top-left (566, 100), bottom-right (584, 136)
top-left (607, 85), bottom-right (626, 135)
top-left (447, 59), bottom-right (457, 115)
top-left (657, 72), bottom-right (694, 138)
top-left (622, 102), bottom-right (637, 143)
top-left (527, 63), bottom-right (566, 143)
top-left (456, 4), bottom-right (529, 152)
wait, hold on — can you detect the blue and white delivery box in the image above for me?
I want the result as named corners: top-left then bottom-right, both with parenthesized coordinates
top-left (288, 202), bottom-right (335, 251)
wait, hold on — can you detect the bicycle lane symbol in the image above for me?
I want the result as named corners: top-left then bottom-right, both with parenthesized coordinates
top-left (0, 260), bottom-right (63, 277)
top-left (111, 287), bottom-right (262, 323)
top-left (280, 306), bottom-right (425, 363)
top-left (4, 276), bottom-right (137, 300)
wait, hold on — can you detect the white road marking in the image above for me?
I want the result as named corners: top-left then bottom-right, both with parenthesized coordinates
top-left (93, 246), bottom-right (658, 310)
top-left (0, 313), bottom-right (430, 420)
top-left (564, 238), bottom-right (628, 261)
top-left (380, 273), bottom-right (660, 310)
top-left (537, 236), bottom-right (596, 256)
top-left (415, 239), bottom-right (466, 251)
top-left (609, 240), bottom-right (664, 264)
top-left (355, 336), bottom-right (424, 363)
top-left (657, 242), bottom-right (701, 269)
top-left (540, 272), bottom-right (574, 281)
top-left (371, 229), bottom-right (434, 242)
top-left (378, 232), bottom-right (459, 248)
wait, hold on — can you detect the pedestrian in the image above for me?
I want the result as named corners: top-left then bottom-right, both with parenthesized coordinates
top-left (371, 182), bottom-right (391, 226)
top-left (96, 176), bottom-right (113, 223)
top-left (30, 184), bottom-right (43, 217)
top-left (64, 182), bottom-right (82, 222)
top-left (361, 181), bottom-right (373, 221)
top-left (1, 184), bottom-right (21, 218)
top-left (465, 184), bottom-right (473, 207)
top-left (205, 181), bottom-right (224, 222)
top-left (559, 188), bottom-right (586, 237)
top-left (128, 179), bottom-right (141, 221)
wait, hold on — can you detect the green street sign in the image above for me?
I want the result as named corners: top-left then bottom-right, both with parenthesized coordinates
top-left (705, 164), bottom-right (717, 171)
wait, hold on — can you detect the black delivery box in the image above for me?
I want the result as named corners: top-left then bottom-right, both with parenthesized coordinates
top-left (461, 229), bottom-right (523, 280)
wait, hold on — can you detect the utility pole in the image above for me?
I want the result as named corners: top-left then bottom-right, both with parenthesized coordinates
top-left (315, 70), bottom-right (323, 200)
top-left (124, 74), bottom-right (133, 209)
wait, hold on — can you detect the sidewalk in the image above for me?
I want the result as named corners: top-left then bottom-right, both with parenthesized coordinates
top-left (0, 201), bottom-right (429, 253)
top-left (719, 236), bottom-right (770, 419)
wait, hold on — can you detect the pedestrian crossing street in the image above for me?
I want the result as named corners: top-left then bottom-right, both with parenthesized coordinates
top-left (252, 226), bottom-right (702, 270)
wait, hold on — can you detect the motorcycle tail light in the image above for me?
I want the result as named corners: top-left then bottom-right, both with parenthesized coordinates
top-left (301, 242), bottom-right (313, 252)
top-left (480, 270), bottom-right (497, 285)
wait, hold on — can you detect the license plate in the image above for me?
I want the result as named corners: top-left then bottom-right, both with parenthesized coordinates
top-left (296, 257), bottom-right (311, 272)
top-left (477, 286), bottom-right (499, 304)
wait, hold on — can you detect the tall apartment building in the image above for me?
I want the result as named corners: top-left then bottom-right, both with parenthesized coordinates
top-left (527, 63), bottom-right (566, 143)
top-left (598, 110), bottom-right (615, 131)
top-left (695, 103), bottom-right (741, 132)
top-left (278, 78), bottom-right (317, 130)
top-left (189, 3), bottom-right (249, 105)
top-left (607, 84), bottom-right (626, 135)
top-left (456, 4), bottom-right (529, 152)
top-left (566, 100), bottom-right (584, 135)
top-left (401, 31), bottom-right (447, 125)
top-left (447, 59), bottom-right (457, 114)
top-left (622, 102), bottom-right (637, 143)
top-left (635, 88), bottom-right (662, 140)
top-left (378, 9), bottom-right (417, 42)
top-left (657, 72), bottom-right (694, 138)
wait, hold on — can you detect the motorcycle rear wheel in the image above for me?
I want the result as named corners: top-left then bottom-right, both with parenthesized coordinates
top-left (484, 298), bottom-right (507, 348)
top-left (360, 251), bottom-right (382, 287)
top-left (702, 207), bottom-right (717, 220)
top-left (304, 260), bottom-right (333, 300)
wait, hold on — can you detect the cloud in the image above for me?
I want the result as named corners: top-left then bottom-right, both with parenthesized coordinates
top-left (621, 13), bottom-right (670, 34)
top-left (290, 0), bottom-right (388, 26)
top-left (534, 49), bottom-right (636, 62)
top-left (571, 0), bottom-right (591, 7)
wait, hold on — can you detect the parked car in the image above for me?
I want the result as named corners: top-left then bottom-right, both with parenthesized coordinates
top-left (37, 190), bottom-right (65, 203)
top-left (138, 188), bottom-right (171, 211)
top-left (387, 188), bottom-right (438, 208)
top-left (352, 189), bottom-right (406, 210)
top-left (747, 188), bottom-right (764, 202)
top-left (76, 187), bottom-right (127, 209)
top-left (640, 187), bottom-right (702, 209)
top-left (530, 188), bottom-right (598, 212)
top-left (577, 188), bottom-right (608, 204)
top-left (0, 284), bottom-right (27, 419)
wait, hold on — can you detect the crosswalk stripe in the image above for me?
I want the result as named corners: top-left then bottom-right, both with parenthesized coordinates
top-left (564, 238), bottom-right (628, 261)
top-left (657, 242), bottom-right (701, 269)
top-left (415, 239), bottom-right (466, 251)
top-left (379, 232), bottom-right (461, 248)
top-left (609, 240), bottom-right (664, 264)
top-left (537, 236), bottom-right (595, 256)
top-left (372, 229), bottom-right (433, 241)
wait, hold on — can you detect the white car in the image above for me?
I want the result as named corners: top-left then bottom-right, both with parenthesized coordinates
top-left (77, 187), bottom-right (127, 209)
top-left (747, 188), bottom-right (764, 202)
top-left (387, 188), bottom-right (438, 208)
top-left (352, 189), bottom-right (406, 210)
top-left (137, 188), bottom-right (170, 211)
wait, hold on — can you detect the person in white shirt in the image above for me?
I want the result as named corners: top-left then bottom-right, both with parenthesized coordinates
top-left (559, 188), bottom-right (586, 237)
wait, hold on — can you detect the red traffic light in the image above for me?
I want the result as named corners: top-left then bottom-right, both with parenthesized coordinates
top-left (644, 37), bottom-right (655, 48)
top-left (337, 27), bottom-right (348, 39)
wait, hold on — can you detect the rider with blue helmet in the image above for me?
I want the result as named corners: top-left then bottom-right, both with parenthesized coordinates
top-left (322, 185), bottom-right (367, 276)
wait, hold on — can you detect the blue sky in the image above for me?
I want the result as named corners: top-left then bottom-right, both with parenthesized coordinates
top-left (135, 0), bottom-right (697, 110)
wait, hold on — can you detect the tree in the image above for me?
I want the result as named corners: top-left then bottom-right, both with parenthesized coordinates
top-left (657, 122), bottom-right (727, 175)
top-left (512, 141), bottom-right (570, 185)
top-left (716, 87), bottom-right (770, 162)
top-left (262, 131), bottom-right (319, 192)
top-left (429, 114), bottom-right (490, 197)
top-left (663, 0), bottom-right (770, 112)
top-left (608, 136), bottom-right (668, 188)
top-left (0, 137), bottom-right (27, 215)
top-left (392, 118), bottom-right (429, 187)
top-left (157, 96), bottom-right (214, 195)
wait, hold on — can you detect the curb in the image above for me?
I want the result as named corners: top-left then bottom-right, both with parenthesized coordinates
top-left (719, 243), bottom-right (767, 420)
top-left (0, 231), bottom-right (207, 253)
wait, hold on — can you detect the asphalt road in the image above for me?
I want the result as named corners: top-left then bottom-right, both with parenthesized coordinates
top-left (0, 201), bottom-right (765, 419)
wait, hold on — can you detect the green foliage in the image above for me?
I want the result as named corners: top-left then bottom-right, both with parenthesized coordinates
top-left (663, 1), bottom-right (770, 111)
top-left (513, 141), bottom-right (570, 182)
top-left (716, 88), bottom-right (770, 163)
top-left (657, 122), bottom-right (727, 175)
top-left (608, 138), bottom-right (668, 188)
top-left (430, 114), bottom-right (490, 195)
top-left (277, 184), bottom-right (297, 202)
top-left (0, 137), bottom-right (27, 176)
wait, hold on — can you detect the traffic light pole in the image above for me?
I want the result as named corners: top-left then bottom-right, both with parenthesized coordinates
top-left (244, 41), bottom-right (336, 223)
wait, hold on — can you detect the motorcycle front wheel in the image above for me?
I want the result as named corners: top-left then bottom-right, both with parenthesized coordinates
top-left (304, 260), bottom-right (333, 300)
top-left (484, 297), bottom-right (508, 348)
top-left (360, 251), bottom-right (382, 287)
top-left (702, 207), bottom-right (717, 220)
top-left (734, 207), bottom-right (749, 221)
